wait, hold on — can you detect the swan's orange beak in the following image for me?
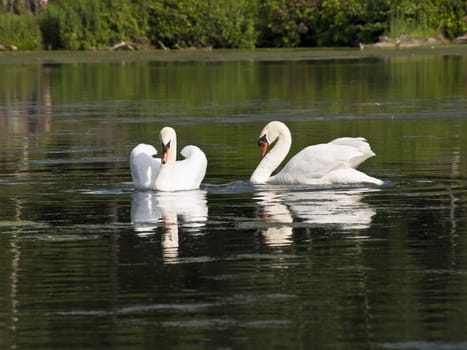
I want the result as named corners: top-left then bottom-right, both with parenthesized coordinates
top-left (161, 141), bottom-right (170, 164)
top-left (258, 135), bottom-right (269, 157)
top-left (161, 150), bottom-right (168, 164)
top-left (260, 141), bottom-right (268, 157)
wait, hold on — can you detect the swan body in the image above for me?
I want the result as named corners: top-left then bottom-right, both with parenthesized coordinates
top-left (250, 121), bottom-right (383, 186)
top-left (130, 143), bottom-right (161, 190)
top-left (155, 127), bottom-right (207, 191)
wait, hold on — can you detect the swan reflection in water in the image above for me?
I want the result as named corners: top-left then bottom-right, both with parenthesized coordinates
top-left (131, 189), bottom-right (208, 262)
top-left (254, 186), bottom-right (378, 247)
top-left (255, 190), bottom-right (294, 247)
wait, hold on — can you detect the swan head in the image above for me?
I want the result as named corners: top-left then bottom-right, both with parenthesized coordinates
top-left (160, 127), bottom-right (176, 164)
top-left (257, 121), bottom-right (290, 157)
top-left (257, 134), bottom-right (269, 157)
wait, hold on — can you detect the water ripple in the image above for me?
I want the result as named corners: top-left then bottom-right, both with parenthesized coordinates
top-left (380, 342), bottom-right (467, 350)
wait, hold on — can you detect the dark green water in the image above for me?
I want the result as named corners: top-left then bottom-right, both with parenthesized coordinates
top-left (0, 49), bottom-right (466, 350)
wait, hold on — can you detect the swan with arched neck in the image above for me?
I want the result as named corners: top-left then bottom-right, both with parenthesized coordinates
top-left (250, 121), bottom-right (383, 185)
top-left (155, 126), bottom-right (207, 191)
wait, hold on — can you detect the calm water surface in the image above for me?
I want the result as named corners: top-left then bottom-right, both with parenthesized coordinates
top-left (0, 49), bottom-right (466, 350)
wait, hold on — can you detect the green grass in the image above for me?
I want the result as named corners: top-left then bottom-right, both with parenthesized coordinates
top-left (0, 13), bottom-right (42, 49)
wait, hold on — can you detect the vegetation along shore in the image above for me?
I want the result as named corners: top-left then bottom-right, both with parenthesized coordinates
top-left (0, 0), bottom-right (466, 51)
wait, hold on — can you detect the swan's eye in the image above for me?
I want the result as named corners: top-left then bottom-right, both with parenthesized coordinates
top-left (162, 140), bottom-right (171, 150)
top-left (258, 134), bottom-right (268, 146)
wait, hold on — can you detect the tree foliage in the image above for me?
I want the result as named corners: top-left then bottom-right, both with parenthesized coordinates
top-left (39, 0), bottom-right (149, 50)
top-left (147, 0), bottom-right (256, 48)
top-left (437, 0), bottom-right (467, 39)
top-left (0, 0), bottom-right (466, 50)
top-left (256, 0), bottom-right (390, 47)
top-left (0, 12), bottom-right (42, 49)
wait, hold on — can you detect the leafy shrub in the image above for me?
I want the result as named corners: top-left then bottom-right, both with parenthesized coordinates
top-left (257, 0), bottom-right (389, 47)
top-left (3, 0), bottom-right (467, 50)
top-left (437, 0), bottom-right (467, 39)
top-left (256, 0), bottom-right (315, 47)
top-left (195, 0), bottom-right (257, 48)
top-left (0, 12), bottom-right (42, 49)
top-left (314, 0), bottom-right (390, 46)
top-left (147, 0), bottom-right (256, 48)
top-left (40, 0), bottom-right (149, 50)
top-left (388, 0), bottom-right (439, 37)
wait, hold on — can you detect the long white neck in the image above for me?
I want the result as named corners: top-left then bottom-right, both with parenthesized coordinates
top-left (156, 132), bottom-right (178, 191)
top-left (167, 137), bottom-right (177, 164)
top-left (250, 129), bottom-right (291, 184)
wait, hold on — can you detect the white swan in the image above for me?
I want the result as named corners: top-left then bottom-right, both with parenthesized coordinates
top-left (250, 121), bottom-right (383, 185)
top-left (130, 143), bottom-right (161, 191)
top-left (155, 126), bottom-right (208, 191)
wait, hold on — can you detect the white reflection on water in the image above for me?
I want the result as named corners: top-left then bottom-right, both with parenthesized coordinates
top-left (254, 190), bottom-right (294, 247)
top-left (131, 190), bottom-right (208, 262)
top-left (254, 186), bottom-right (378, 246)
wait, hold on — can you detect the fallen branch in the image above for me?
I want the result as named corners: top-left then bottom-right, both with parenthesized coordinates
top-left (108, 41), bottom-right (135, 51)
top-left (158, 41), bottom-right (170, 51)
top-left (0, 44), bottom-right (18, 51)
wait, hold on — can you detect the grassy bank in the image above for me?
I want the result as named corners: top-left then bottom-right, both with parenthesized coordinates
top-left (2, 46), bottom-right (467, 66)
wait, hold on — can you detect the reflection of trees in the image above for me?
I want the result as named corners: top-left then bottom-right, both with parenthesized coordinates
top-left (0, 65), bottom-right (52, 136)
top-left (1, 57), bottom-right (465, 184)
top-left (0, 65), bottom-right (54, 347)
top-left (131, 190), bottom-right (208, 263)
top-left (0, 64), bottom-right (53, 200)
top-left (0, 64), bottom-right (54, 224)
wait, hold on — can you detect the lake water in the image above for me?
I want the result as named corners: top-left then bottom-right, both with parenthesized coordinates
top-left (0, 48), bottom-right (466, 350)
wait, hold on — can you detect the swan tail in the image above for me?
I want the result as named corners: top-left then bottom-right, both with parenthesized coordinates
top-left (323, 168), bottom-right (384, 186)
top-left (330, 137), bottom-right (375, 156)
top-left (329, 137), bottom-right (376, 168)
